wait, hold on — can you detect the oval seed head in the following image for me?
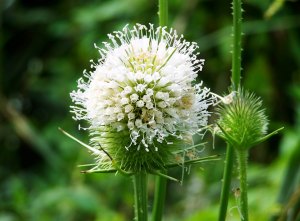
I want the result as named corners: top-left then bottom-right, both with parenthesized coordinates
top-left (70, 24), bottom-right (214, 172)
top-left (215, 88), bottom-right (268, 150)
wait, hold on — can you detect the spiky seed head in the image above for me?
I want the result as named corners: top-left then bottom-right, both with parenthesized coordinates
top-left (215, 88), bottom-right (268, 150)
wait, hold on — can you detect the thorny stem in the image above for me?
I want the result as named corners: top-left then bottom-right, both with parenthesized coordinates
top-left (232, 1), bottom-right (247, 220)
top-left (218, 143), bottom-right (235, 221)
top-left (159, 0), bottom-right (168, 28)
top-left (133, 172), bottom-right (148, 221)
top-left (218, 0), bottom-right (243, 220)
top-left (236, 149), bottom-right (249, 221)
top-left (151, 170), bottom-right (167, 221)
top-left (232, 0), bottom-right (242, 88)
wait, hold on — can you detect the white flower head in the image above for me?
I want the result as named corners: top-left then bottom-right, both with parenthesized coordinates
top-left (70, 24), bottom-right (214, 172)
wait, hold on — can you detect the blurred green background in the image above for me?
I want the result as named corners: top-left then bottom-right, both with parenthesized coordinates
top-left (1, 0), bottom-right (300, 220)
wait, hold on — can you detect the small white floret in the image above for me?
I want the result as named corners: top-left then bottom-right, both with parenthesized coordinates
top-left (114, 106), bottom-right (122, 113)
top-left (135, 84), bottom-right (146, 92)
top-left (125, 104), bottom-right (133, 113)
top-left (124, 86), bottom-right (133, 94)
top-left (136, 100), bottom-right (145, 107)
top-left (143, 95), bottom-right (151, 103)
top-left (155, 92), bottom-right (164, 100)
top-left (146, 89), bottom-right (153, 95)
top-left (135, 119), bottom-right (143, 128)
top-left (130, 94), bottom-right (139, 103)
top-left (149, 120), bottom-right (156, 127)
top-left (128, 121), bottom-right (135, 130)
top-left (128, 112), bottom-right (135, 120)
top-left (158, 101), bottom-right (167, 108)
top-left (146, 102), bottom-right (153, 109)
top-left (121, 97), bottom-right (129, 105)
top-left (117, 113), bottom-right (124, 121)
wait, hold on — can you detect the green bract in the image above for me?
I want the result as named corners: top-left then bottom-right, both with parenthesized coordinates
top-left (91, 128), bottom-right (187, 172)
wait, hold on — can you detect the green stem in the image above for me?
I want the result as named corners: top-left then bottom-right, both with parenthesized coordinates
top-left (218, 143), bottom-right (235, 221)
top-left (151, 170), bottom-right (167, 221)
top-left (236, 149), bottom-right (249, 221)
top-left (232, 0), bottom-right (242, 88)
top-left (218, 1), bottom-right (243, 220)
top-left (159, 0), bottom-right (168, 28)
top-left (133, 172), bottom-right (148, 221)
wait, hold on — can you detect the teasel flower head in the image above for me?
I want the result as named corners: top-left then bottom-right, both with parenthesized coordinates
top-left (70, 24), bottom-right (215, 172)
top-left (213, 88), bottom-right (282, 150)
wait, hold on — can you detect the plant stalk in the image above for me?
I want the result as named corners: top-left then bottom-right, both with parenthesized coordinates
top-left (151, 170), bottom-right (167, 221)
top-left (217, 0), bottom-right (243, 219)
top-left (159, 0), bottom-right (168, 28)
top-left (232, 0), bottom-right (242, 88)
top-left (133, 172), bottom-right (148, 221)
top-left (236, 149), bottom-right (249, 221)
top-left (218, 143), bottom-right (235, 221)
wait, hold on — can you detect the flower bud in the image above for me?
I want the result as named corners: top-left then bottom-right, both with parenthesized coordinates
top-left (215, 88), bottom-right (269, 150)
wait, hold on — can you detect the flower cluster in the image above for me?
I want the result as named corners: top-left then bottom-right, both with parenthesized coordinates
top-left (70, 24), bottom-right (214, 171)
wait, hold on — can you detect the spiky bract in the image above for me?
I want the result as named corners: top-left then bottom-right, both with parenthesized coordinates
top-left (216, 88), bottom-right (268, 150)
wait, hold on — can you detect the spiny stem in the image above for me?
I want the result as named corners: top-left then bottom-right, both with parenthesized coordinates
top-left (159, 0), bottom-right (168, 28)
top-left (218, 0), bottom-right (243, 220)
top-left (218, 143), bottom-right (235, 221)
top-left (151, 170), bottom-right (167, 221)
top-left (236, 149), bottom-right (249, 221)
top-left (133, 172), bottom-right (148, 221)
top-left (232, 0), bottom-right (242, 88)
